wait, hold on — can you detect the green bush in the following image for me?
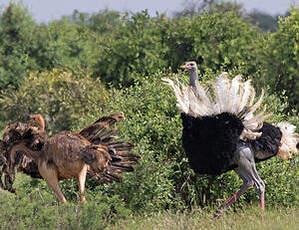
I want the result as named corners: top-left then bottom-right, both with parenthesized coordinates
top-left (92, 10), bottom-right (263, 87)
top-left (0, 3), bottom-right (296, 113)
top-left (164, 10), bottom-right (262, 77)
top-left (92, 11), bottom-right (169, 87)
top-left (0, 2), bottom-right (36, 89)
top-left (0, 2), bottom-right (103, 90)
top-left (0, 67), bottom-right (108, 134)
top-left (33, 18), bottom-right (100, 70)
top-left (259, 9), bottom-right (299, 110)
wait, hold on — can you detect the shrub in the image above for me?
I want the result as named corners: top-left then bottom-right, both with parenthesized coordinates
top-left (91, 10), bottom-right (262, 87)
top-left (259, 9), bottom-right (299, 110)
top-left (164, 10), bottom-right (262, 78)
top-left (0, 2), bottom-right (36, 89)
top-left (92, 11), bottom-right (169, 87)
top-left (0, 67), bottom-right (108, 134)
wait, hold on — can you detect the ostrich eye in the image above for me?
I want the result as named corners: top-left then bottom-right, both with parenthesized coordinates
top-left (189, 63), bottom-right (194, 66)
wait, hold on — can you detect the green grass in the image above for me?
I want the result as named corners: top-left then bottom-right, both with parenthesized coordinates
top-left (1, 186), bottom-right (297, 230)
top-left (0, 174), bottom-right (298, 230)
top-left (110, 206), bottom-right (299, 230)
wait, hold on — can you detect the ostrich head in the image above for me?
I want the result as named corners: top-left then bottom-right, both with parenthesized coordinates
top-left (181, 61), bottom-right (199, 87)
top-left (180, 61), bottom-right (198, 71)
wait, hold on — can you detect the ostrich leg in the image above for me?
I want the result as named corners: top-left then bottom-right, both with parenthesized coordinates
top-left (214, 168), bottom-right (254, 218)
top-left (214, 146), bottom-right (265, 221)
top-left (248, 156), bottom-right (265, 222)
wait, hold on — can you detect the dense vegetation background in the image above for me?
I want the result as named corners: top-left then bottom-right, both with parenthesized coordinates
top-left (0, 1), bottom-right (298, 229)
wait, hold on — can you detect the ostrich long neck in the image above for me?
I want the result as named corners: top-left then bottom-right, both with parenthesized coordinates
top-left (10, 142), bottom-right (40, 164)
top-left (189, 69), bottom-right (199, 88)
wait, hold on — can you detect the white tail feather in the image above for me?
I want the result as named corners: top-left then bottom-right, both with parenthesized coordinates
top-left (229, 75), bottom-right (242, 114)
top-left (212, 73), bottom-right (230, 113)
top-left (162, 78), bottom-right (189, 114)
top-left (276, 122), bottom-right (299, 159)
top-left (238, 79), bottom-right (253, 113)
top-left (243, 89), bottom-right (265, 119)
top-left (163, 73), bottom-right (271, 141)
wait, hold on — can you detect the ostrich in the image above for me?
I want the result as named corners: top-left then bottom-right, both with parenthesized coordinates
top-left (0, 120), bottom-right (44, 192)
top-left (163, 61), bottom-right (298, 219)
top-left (1, 113), bottom-right (139, 203)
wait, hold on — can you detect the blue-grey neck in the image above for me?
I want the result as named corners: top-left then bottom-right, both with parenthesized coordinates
top-left (189, 69), bottom-right (199, 88)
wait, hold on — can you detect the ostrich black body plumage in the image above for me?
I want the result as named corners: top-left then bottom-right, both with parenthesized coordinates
top-left (181, 112), bottom-right (243, 175)
top-left (182, 115), bottom-right (283, 175)
top-left (251, 122), bottom-right (282, 162)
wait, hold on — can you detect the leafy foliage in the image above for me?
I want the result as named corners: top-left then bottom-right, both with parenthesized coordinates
top-left (248, 9), bottom-right (279, 32)
top-left (0, 68), bottom-right (108, 134)
top-left (164, 10), bottom-right (262, 78)
top-left (91, 11), bottom-right (169, 86)
top-left (68, 9), bottom-right (123, 34)
top-left (259, 9), bottom-right (299, 111)
top-left (0, 2), bottom-right (36, 89)
top-left (0, 2), bottom-right (297, 109)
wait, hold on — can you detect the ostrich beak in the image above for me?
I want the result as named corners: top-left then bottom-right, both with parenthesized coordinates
top-left (180, 65), bottom-right (187, 69)
top-left (180, 65), bottom-right (191, 69)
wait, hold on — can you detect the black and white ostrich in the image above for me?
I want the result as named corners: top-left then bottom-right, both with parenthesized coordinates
top-left (163, 61), bottom-right (298, 219)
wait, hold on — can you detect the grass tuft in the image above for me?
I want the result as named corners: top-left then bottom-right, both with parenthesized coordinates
top-left (110, 206), bottom-right (299, 230)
